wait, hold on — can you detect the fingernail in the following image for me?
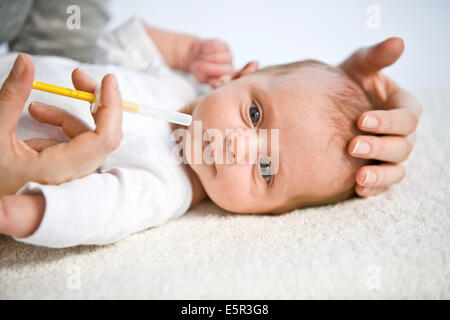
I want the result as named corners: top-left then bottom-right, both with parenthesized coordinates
top-left (75, 67), bottom-right (86, 76)
top-left (361, 187), bottom-right (371, 194)
top-left (11, 54), bottom-right (26, 77)
top-left (31, 101), bottom-right (46, 107)
top-left (352, 141), bottom-right (371, 155)
top-left (221, 74), bottom-right (231, 82)
top-left (362, 116), bottom-right (379, 129)
top-left (215, 75), bottom-right (230, 87)
top-left (364, 171), bottom-right (377, 184)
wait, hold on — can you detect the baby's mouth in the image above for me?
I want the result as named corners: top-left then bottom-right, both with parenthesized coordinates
top-left (207, 142), bottom-right (218, 175)
top-left (209, 141), bottom-right (217, 168)
top-left (202, 130), bottom-right (221, 173)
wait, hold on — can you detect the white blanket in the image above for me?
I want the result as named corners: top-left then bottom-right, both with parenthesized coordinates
top-left (0, 89), bottom-right (448, 299)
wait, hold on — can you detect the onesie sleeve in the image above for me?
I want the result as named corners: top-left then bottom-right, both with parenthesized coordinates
top-left (94, 16), bottom-right (169, 74)
top-left (13, 165), bottom-right (192, 248)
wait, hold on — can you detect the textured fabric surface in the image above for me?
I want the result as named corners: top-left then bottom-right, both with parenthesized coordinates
top-left (0, 90), bottom-right (449, 299)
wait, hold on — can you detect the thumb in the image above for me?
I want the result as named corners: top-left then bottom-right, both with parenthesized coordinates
top-left (365, 37), bottom-right (405, 72)
top-left (341, 37), bottom-right (404, 76)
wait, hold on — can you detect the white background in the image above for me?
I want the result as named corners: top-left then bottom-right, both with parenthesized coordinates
top-left (108, 0), bottom-right (450, 92)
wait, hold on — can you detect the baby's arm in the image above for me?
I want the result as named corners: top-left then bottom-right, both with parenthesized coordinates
top-left (143, 25), bottom-right (197, 73)
top-left (0, 163), bottom-right (191, 248)
top-left (0, 194), bottom-right (44, 238)
top-left (144, 23), bottom-right (233, 85)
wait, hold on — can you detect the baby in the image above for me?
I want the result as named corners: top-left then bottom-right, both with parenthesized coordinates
top-left (0, 18), bottom-right (373, 248)
top-left (183, 60), bottom-right (373, 214)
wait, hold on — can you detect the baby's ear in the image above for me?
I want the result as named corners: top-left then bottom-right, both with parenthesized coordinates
top-left (211, 61), bottom-right (259, 88)
top-left (233, 61), bottom-right (259, 79)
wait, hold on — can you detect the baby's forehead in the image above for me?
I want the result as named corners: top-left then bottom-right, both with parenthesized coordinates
top-left (259, 72), bottom-right (333, 126)
top-left (252, 67), bottom-right (339, 107)
top-left (256, 62), bottom-right (342, 84)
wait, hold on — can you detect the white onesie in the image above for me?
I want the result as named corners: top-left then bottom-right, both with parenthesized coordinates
top-left (0, 18), bottom-right (198, 248)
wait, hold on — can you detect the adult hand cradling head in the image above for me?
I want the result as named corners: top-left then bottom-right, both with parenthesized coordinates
top-left (340, 37), bottom-right (422, 197)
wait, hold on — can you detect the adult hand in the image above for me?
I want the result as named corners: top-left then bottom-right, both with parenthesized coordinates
top-left (0, 54), bottom-right (123, 195)
top-left (340, 37), bottom-right (422, 197)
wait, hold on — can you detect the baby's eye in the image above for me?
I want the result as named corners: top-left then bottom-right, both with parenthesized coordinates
top-left (249, 104), bottom-right (260, 126)
top-left (259, 158), bottom-right (272, 183)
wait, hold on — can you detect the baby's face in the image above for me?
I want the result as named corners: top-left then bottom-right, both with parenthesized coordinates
top-left (187, 67), bottom-right (349, 214)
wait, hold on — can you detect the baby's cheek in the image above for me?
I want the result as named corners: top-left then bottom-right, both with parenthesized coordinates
top-left (207, 174), bottom-right (254, 213)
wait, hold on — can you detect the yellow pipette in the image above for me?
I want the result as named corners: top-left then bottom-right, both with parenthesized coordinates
top-left (31, 81), bottom-right (192, 126)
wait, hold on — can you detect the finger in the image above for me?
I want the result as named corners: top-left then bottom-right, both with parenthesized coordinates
top-left (207, 78), bottom-right (222, 89)
top-left (197, 51), bottom-right (233, 64)
top-left (198, 39), bottom-right (230, 54)
top-left (358, 109), bottom-right (420, 135)
top-left (0, 194), bottom-right (45, 238)
top-left (36, 74), bottom-right (124, 182)
top-left (71, 68), bottom-right (98, 93)
top-left (349, 134), bottom-right (416, 163)
top-left (92, 73), bottom-right (123, 152)
top-left (207, 76), bottom-right (231, 89)
top-left (355, 163), bottom-right (406, 188)
top-left (28, 102), bottom-right (91, 138)
top-left (340, 37), bottom-right (404, 76)
top-left (35, 134), bottom-right (101, 184)
top-left (355, 185), bottom-right (388, 197)
top-left (24, 138), bottom-right (60, 152)
top-left (191, 61), bottom-right (234, 83)
top-left (0, 54), bottom-right (34, 135)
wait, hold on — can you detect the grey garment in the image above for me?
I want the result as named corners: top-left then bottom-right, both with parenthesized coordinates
top-left (0, 0), bottom-right (33, 43)
top-left (5, 0), bottom-right (110, 63)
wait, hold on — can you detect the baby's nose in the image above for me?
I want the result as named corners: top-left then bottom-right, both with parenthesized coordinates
top-left (225, 130), bottom-right (258, 164)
